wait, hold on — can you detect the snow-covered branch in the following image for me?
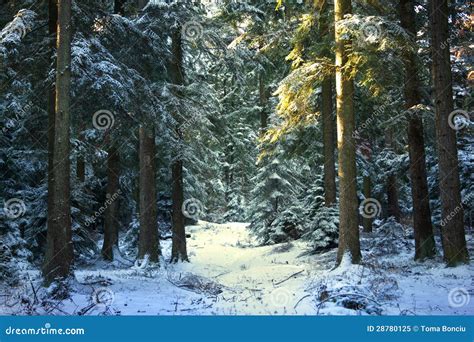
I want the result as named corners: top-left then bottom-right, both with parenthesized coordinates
top-left (0, 9), bottom-right (37, 46)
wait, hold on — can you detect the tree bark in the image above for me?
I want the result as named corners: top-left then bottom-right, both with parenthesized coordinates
top-left (46, 0), bottom-right (57, 262)
top-left (362, 176), bottom-right (373, 233)
top-left (400, 0), bottom-right (436, 260)
top-left (43, 0), bottom-right (73, 284)
top-left (259, 71), bottom-right (268, 133)
top-left (319, 1), bottom-right (337, 207)
top-left (385, 129), bottom-right (402, 222)
top-left (171, 158), bottom-right (188, 262)
top-left (170, 27), bottom-right (188, 262)
top-left (334, 0), bottom-right (361, 265)
top-left (429, 0), bottom-right (468, 265)
top-left (76, 123), bottom-right (85, 182)
top-left (101, 143), bottom-right (121, 261)
top-left (322, 77), bottom-right (337, 206)
top-left (138, 126), bottom-right (159, 262)
top-left (76, 156), bottom-right (85, 182)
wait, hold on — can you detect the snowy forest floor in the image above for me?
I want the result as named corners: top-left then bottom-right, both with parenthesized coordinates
top-left (1, 222), bottom-right (473, 315)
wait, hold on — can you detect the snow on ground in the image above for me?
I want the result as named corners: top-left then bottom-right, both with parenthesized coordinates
top-left (1, 222), bottom-right (473, 315)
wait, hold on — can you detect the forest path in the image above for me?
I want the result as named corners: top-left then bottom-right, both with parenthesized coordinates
top-left (72, 221), bottom-right (321, 315)
top-left (170, 222), bottom-right (320, 314)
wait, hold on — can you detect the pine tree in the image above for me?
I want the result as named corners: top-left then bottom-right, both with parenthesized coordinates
top-left (138, 126), bottom-right (159, 262)
top-left (334, 0), bottom-right (361, 265)
top-left (43, 0), bottom-right (74, 284)
top-left (170, 26), bottom-right (188, 263)
top-left (399, 0), bottom-right (435, 260)
top-left (102, 142), bottom-right (121, 261)
top-left (320, 2), bottom-right (336, 207)
top-left (429, 0), bottom-right (469, 265)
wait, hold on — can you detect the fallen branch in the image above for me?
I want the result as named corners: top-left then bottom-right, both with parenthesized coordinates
top-left (293, 294), bottom-right (311, 310)
top-left (29, 280), bottom-right (38, 304)
top-left (77, 303), bottom-right (97, 316)
top-left (273, 269), bottom-right (304, 286)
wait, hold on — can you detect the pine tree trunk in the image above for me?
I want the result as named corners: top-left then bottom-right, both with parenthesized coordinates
top-left (334, 0), bottom-right (361, 265)
top-left (171, 158), bottom-right (188, 262)
top-left (43, 0), bottom-right (73, 284)
top-left (400, 0), bottom-right (435, 260)
top-left (76, 156), bottom-right (85, 182)
top-left (362, 176), bottom-right (373, 233)
top-left (429, 0), bottom-right (468, 265)
top-left (386, 174), bottom-right (401, 221)
top-left (76, 123), bottom-right (85, 182)
top-left (46, 0), bottom-right (57, 261)
top-left (320, 1), bottom-right (337, 207)
top-left (259, 72), bottom-right (268, 132)
top-left (385, 129), bottom-right (401, 222)
top-left (322, 77), bottom-right (336, 206)
top-left (170, 27), bottom-right (188, 262)
top-left (138, 126), bottom-right (159, 262)
top-left (102, 143), bottom-right (121, 261)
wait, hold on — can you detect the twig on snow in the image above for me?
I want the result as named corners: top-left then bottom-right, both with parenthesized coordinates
top-left (293, 294), bottom-right (311, 310)
top-left (273, 269), bottom-right (304, 286)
